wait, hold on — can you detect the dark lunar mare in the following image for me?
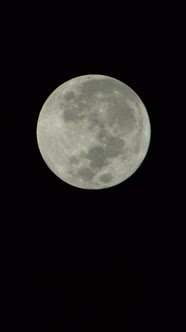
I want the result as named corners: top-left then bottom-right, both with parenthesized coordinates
top-left (100, 173), bottom-right (113, 183)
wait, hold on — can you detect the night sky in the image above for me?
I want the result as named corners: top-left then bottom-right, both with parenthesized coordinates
top-left (2, 2), bottom-right (184, 329)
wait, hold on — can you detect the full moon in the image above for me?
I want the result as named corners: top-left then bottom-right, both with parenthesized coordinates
top-left (36, 75), bottom-right (151, 189)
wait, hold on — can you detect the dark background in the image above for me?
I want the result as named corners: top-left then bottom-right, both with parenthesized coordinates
top-left (2, 2), bottom-right (184, 329)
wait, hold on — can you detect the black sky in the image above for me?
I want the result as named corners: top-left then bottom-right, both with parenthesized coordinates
top-left (2, 2), bottom-right (184, 329)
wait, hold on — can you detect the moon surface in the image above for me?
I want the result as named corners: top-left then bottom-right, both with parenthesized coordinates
top-left (36, 75), bottom-right (151, 189)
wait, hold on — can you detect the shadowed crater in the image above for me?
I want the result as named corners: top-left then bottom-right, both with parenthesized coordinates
top-left (100, 173), bottom-right (113, 183)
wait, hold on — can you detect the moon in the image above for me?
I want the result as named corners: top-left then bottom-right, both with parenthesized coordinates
top-left (36, 75), bottom-right (151, 189)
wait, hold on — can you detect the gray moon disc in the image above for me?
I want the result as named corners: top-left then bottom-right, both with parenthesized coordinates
top-left (36, 74), bottom-right (151, 189)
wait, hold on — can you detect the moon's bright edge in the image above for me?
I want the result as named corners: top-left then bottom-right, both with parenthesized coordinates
top-left (36, 74), bottom-right (151, 189)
